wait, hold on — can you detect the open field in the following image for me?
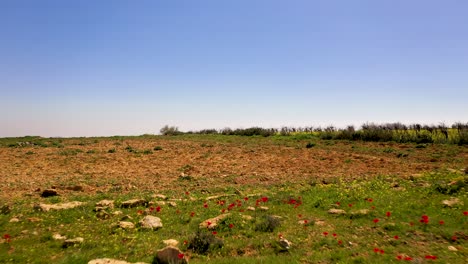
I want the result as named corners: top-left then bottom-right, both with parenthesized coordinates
top-left (1, 135), bottom-right (467, 263)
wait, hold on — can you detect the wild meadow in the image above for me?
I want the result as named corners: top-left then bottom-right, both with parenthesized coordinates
top-left (0, 128), bottom-right (467, 263)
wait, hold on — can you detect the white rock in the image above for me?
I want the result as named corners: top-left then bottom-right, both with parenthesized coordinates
top-left (139, 216), bottom-right (163, 230)
top-left (162, 239), bottom-right (179, 247)
top-left (119, 221), bottom-right (135, 229)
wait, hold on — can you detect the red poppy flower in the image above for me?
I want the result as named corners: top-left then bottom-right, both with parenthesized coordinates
top-left (137, 210), bottom-right (143, 215)
top-left (409, 222), bottom-right (414, 226)
top-left (261, 197), bottom-right (268, 203)
top-left (203, 203), bottom-right (208, 208)
top-left (425, 255), bottom-right (437, 260)
top-left (335, 202), bottom-right (341, 206)
top-left (332, 233), bottom-right (337, 237)
top-left (3, 234), bottom-right (11, 242)
top-left (371, 206), bottom-right (375, 210)
top-left (348, 204), bottom-right (353, 207)
top-left (177, 253), bottom-right (184, 259)
top-left (396, 255), bottom-right (402, 260)
top-left (229, 223), bottom-right (234, 229)
top-left (394, 235), bottom-right (399, 240)
top-left (464, 211), bottom-right (468, 216)
top-left (323, 232), bottom-right (328, 236)
top-left (297, 214), bottom-right (302, 218)
top-left (439, 220), bottom-right (444, 225)
top-left (185, 191), bottom-right (189, 195)
top-left (386, 211), bottom-right (391, 217)
top-left (207, 221), bottom-right (212, 226)
top-left (380, 249), bottom-right (384, 254)
top-left (404, 257), bottom-right (412, 261)
top-left (452, 235), bottom-right (457, 241)
top-left (156, 206), bottom-right (161, 212)
top-left (373, 248), bottom-right (380, 253)
top-left (367, 198), bottom-right (373, 202)
top-left (190, 212), bottom-right (195, 217)
top-left (212, 231), bottom-right (217, 235)
top-left (373, 218), bottom-right (379, 223)
top-left (338, 240), bottom-right (342, 245)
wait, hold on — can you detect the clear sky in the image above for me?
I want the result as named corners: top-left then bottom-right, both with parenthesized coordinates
top-left (1, 0), bottom-right (467, 137)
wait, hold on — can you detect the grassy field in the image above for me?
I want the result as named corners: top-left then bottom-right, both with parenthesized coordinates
top-left (0, 135), bottom-right (467, 263)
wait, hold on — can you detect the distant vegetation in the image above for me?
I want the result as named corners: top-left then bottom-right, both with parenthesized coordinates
top-left (172, 122), bottom-right (468, 145)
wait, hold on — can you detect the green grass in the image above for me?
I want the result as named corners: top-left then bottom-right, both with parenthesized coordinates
top-left (1, 171), bottom-right (467, 263)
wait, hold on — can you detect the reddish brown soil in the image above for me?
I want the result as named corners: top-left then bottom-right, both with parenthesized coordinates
top-left (1, 137), bottom-right (466, 200)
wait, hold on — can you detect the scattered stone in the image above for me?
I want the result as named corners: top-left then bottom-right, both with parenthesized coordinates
top-left (32, 231), bottom-right (38, 235)
top-left (350, 209), bottom-right (370, 216)
top-left (41, 189), bottom-right (59, 197)
top-left (113, 211), bottom-right (123, 216)
top-left (315, 220), bottom-right (326, 226)
top-left (448, 246), bottom-right (458, 252)
top-left (96, 200), bottom-right (115, 209)
top-left (278, 238), bottom-right (292, 251)
top-left (152, 201), bottom-right (166, 206)
top-left (52, 233), bottom-right (67, 240)
top-left (152, 194), bottom-right (168, 200)
top-left (154, 246), bottom-right (188, 264)
top-left (167, 201), bottom-right (177, 207)
top-left (1, 205), bottom-right (12, 214)
top-left (328, 209), bottom-right (346, 215)
top-left (20, 230), bottom-right (29, 234)
top-left (96, 211), bottom-right (111, 220)
top-left (205, 194), bottom-right (235, 201)
top-left (163, 239), bottom-right (179, 247)
top-left (9, 217), bottom-right (20, 223)
top-left (139, 215), bottom-right (163, 230)
top-left (27, 217), bottom-right (42, 222)
top-left (241, 215), bottom-right (253, 221)
top-left (247, 206), bottom-right (255, 211)
top-left (119, 221), bottom-right (135, 229)
top-left (442, 197), bottom-right (463, 208)
top-left (258, 206), bottom-right (269, 211)
top-left (121, 199), bottom-right (147, 208)
top-left (34, 201), bottom-right (85, 212)
top-left (199, 213), bottom-right (231, 229)
top-left (88, 258), bottom-right (149, 264)
top-left (62, 237), bottom-right (84, 248)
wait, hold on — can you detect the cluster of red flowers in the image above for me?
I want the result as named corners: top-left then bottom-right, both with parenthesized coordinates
top-left (396, 255), bottom-right (413, 261)
top-left (366, 198), bottom-right (373, 202)
top-left (255, 196), bottom-right (269, 206)
top-left (425, 255), bottom-right (437, 260)
top-left (373, 247), bottom-right (384, 254)
top-left (285, 196), bottom-right (303, 208)
top-left (3, 234), bottom-right (11, 243)
top-left (420, 215), bottom-right (429, 224)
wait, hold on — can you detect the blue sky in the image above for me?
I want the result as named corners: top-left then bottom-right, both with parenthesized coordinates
top-left (1, 0), bottom-right (467, 137)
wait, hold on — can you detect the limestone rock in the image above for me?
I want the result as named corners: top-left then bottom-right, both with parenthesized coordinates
top-left (139, 216), bottom-right (163, 230)
top-left (258, 206), bottom-right (269, 211)
top-left (88, 258), bottom-right (149, 264)
top-left (52, 233), bottom-right (67, 240)
top-left (9, 217), bottom-right (20, 223)
top-left (163, 239), bottom-right (179, 247)
top-left (247, 206), bottom-right (255, 211)
top-left (35, 201), bottom-right (85, 212)
top-left (96, 211), bottom-right (111, 220)
top-left (63, 237), bottom-right (84, 248)
top-left (199, 213), bottom-right (231, 229)
top-left (278, 238), bottom-right (292, 251)
top-left (442, 197), bottom-right (463, 208)
top-left (328, 209), bottom-right (346, 215)
top-left (154, 246), bottom-right (188, 264)
top-left (152, 194), bottom-right (168, 200)
top-left (448, 246), bottom-right (458, 252)
top-left (119, 221), bottom-right (135, 229)
top-left (121, 199), bottom-right (147, 208)
top-left (96, 200), bottom-right (115, 210)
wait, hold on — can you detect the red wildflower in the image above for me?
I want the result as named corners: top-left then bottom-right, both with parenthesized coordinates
top-left (425, 255), bottom-right (437, 260)
top-left (207, 221), bottom-right (212, 226)
top-left (338, 240), bottom-right (342, 245)
top-left (177, 253), bottom-right (184, 259)
top-left (386, 211), bottom-right (391, 217)
top-left (137, 210), bottom-right (144, 215)
top-left (297, 214), bottom-right (302, 218)
top-left (303, 220), bottom-right (308, 224)
top-left (332, 233), bottom-right (337, 237)
top-left (409, 222), bottom-right (414, 226)
top-left (373, 248), bottom-right (380, 253)
top-left (261, 197), bottom-right (268, 203)
top-left (394, 235), bottom-right (399, 240)
top-left (190, 212), bottom-right (195, 217)
top-left (228, 203), bottom-right (236, 210)
top-left (229, 223), bottom-right (234, 229)
top-left (212, 231), bottom-right (217, 235)
top-left (348, 204), bottom-right (353, 207)
top-left (323, 232), bottom-right (328, 236)
top-left (452, 235), bottom-right (457, 241)
top-left (203, 203), bottom-right (208, 208)
top-left (183, 240), bottom-right (188, 245)
top-left (335, 202), bottom-right (341, 206)
top-left (176, 210), bottom-right (180, 214)
top-left (464, 211), bottom-right (468, 216)
top-left (185, 191), bottom-right (189, 195)
top-left (221, 209), bottom-right (226, 213)
top-left (439, 220), bottom-right (444, 225)
top-left (404, 257), bottom-right (413, 261)
top-left (396, 255), bottom-right (402, 260)
top-left (380, 249), bottom-right (384, 254)
top-left (373, 218), bottom-right (379, 224)
top-left (367, 198), bottom-right (373, 202)
top-left (3, 234), bottom-right (11, 243)
top-left (149, 207), bottom-right (155, 212)
top-left (420, 215), bottom-right (429, 224)
top-left (156, 206), bottom-right (161, 212)
top-left (244, 197), bottom-right (249, 201)
top-left (371, 206), bottom-right (375, 210)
